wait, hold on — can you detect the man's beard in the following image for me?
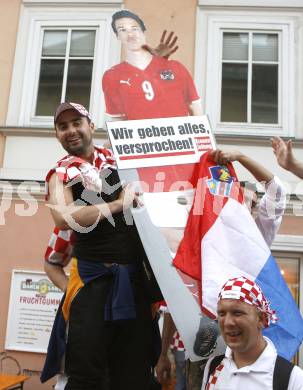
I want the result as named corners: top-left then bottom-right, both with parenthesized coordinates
top-left (64, 137), bottom-right (91, 156)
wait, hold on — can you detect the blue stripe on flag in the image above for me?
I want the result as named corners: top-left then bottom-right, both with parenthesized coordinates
top-left (256, 254), bottom-right (303, 360)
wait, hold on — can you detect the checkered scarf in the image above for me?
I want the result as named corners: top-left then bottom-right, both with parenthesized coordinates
top-left (218, 276), bottom-right (278, 327)
top-left (44, 145), bottom-right (116, 266)
top-left (45, 145), bottom-right (115, 198)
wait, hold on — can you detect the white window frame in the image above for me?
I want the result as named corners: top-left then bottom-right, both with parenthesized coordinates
top-left (195, 8), bottom-right (299, 137)
top-left (220, 30), bottom-right (281, 126)
top-left (34, 27), bottom-right (98, 118)
top-left (6, 1), bottom-right (122, 128)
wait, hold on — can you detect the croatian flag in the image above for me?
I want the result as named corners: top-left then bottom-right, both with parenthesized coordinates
top-left (173, 152), bottom-right (303, 360)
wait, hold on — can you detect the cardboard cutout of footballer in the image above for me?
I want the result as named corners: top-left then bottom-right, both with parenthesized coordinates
top-left (103, 10), bottom-right (218, 361)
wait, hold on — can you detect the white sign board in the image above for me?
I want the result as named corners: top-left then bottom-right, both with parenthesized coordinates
top-left (5, 270), bottom-right (64, 353)
top-left (107, 115), bottom-right (215, 169)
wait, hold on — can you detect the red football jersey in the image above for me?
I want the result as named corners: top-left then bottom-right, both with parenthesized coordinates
top-left (102, 56), bottom-right (200, 120)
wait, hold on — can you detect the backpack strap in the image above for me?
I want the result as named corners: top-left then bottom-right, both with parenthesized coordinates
top-left (273, 355), bottom-right (294, 390)
top-left (206, 354), bottom-right (225, 384)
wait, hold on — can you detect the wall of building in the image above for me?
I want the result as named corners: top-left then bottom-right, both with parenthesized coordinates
top-left (0, 0), bottom-right (20, 169)
top-left (0, 0), bottom-right (20, 125)
top-left (0, 198), bottom-right (55, 388)
top-left (125, 0), bottom-right (197, 72)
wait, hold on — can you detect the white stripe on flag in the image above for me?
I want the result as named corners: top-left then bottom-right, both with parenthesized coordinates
top-left (202, 198), bottom-right (270, 315)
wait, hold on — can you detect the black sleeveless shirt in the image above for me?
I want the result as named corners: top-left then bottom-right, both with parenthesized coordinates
top-left (71, 168), bottom-right (144, 264)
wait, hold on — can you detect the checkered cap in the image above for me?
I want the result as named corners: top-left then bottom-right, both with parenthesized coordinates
top-left (54, 102), bottom-right (92, 124)
top-left (218, 276), bottom-right (278, 327)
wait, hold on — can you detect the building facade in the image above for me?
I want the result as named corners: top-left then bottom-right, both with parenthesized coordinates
top-left (0, 0), bottom-right (302, 388)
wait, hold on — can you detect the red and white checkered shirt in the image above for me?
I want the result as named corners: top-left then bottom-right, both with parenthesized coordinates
top-left (45, 145), bottom-right (115, 198)
top-left (205, 362), bottom-right (225, 390)
top-left (44, 145), bottom-right (116, 266)
top-left (170, 331), bottom-right (185, 351)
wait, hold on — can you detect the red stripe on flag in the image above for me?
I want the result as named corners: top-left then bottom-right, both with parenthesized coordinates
top-left (119, 150), bottom-right (195, 160)
top-left (173, 153), bottom-right (241, 282)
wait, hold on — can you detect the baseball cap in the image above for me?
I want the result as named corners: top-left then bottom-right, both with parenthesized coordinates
top-left (111, 10), bottom-right (146, 34)
top-left (54, 102), bottom-right (92, 124)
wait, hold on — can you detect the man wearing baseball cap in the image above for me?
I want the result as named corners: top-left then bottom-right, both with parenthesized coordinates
top-left (52, 102), bottom-right (94, 158)
top-left (41, 101), bottom-right (159, 390)
top-left (202, 276), bottom-right (303, 390)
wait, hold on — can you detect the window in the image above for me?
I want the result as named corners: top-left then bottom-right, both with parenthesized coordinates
top-left (195, 9), bottom-right (297, 136)
top-left (276, 256), bottom-right (300, 303)
top-left (6, 2), bottom-right (121, 128)
top-left (35, 29), bottom-right (96, 116)
top-left (221, 32), bottom-right (279, 125)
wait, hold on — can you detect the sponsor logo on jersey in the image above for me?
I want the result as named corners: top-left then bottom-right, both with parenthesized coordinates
top-left (160, 70), bottom-right (175, 80)
top-left (120, 78), bottom-right (131, 86)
